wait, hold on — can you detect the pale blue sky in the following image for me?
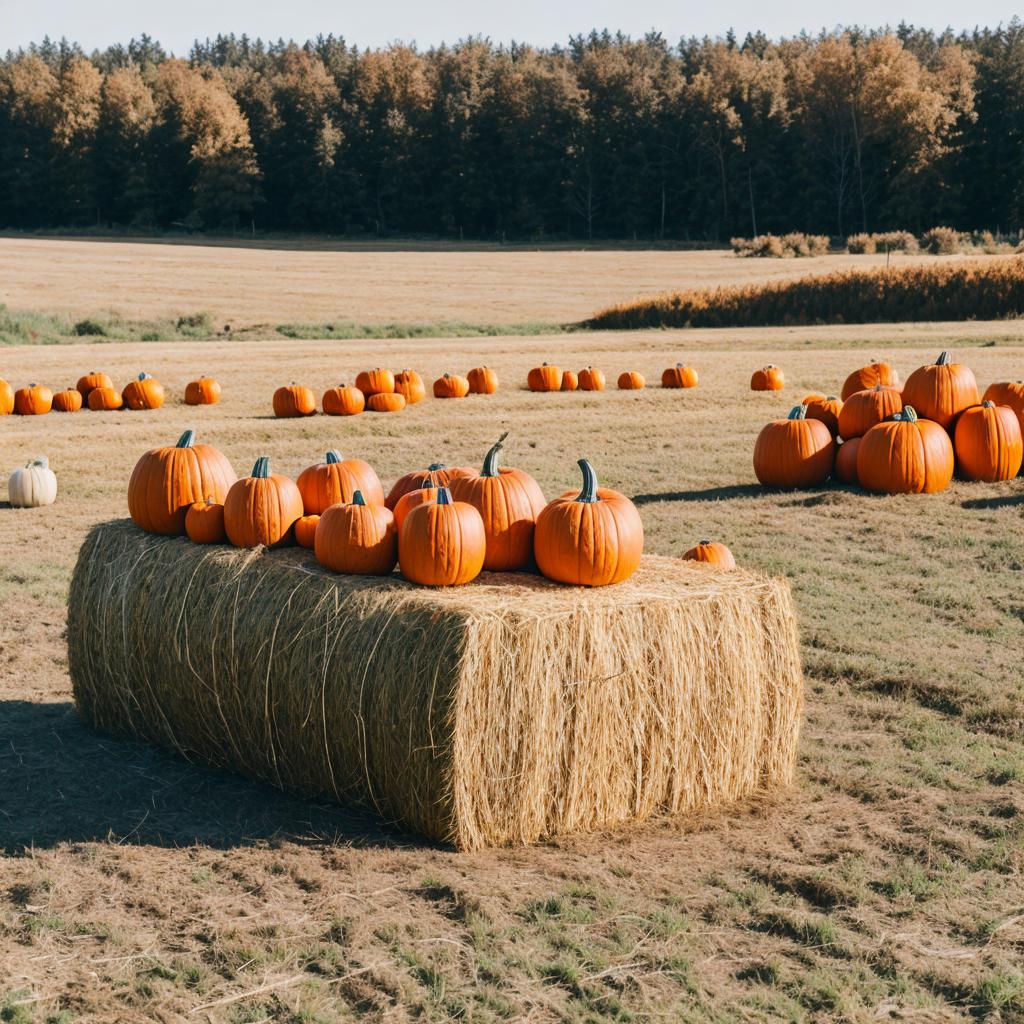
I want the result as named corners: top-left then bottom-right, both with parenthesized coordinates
top-left (0, 0), bottom-right (1019, 55)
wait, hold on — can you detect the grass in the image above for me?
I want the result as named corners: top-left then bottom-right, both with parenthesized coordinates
top-left (0, 305), bottom-right (223, 346)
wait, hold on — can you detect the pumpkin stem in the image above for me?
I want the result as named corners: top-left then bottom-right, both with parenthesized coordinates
top-left (826, 396), bottom-right (838, 402)
top-left (982, 400), bottom-right (995, 408)
top-left (252, 456), bottom-right (270, 478)
top-left (900, 406), bottom-right (919, 422)
top-left (575, 459), bottom-right (599, 503)
top-left (138, 372), bottom-right (152, 380)
top-left (481, 432), bottom-right (509, 476)
top-left (352, 490), bottom-right (366, 506)
top-left (436, 486), bottom-right (452, 506)
top-left (698, 538), bottom-right (711, 546)
top-left (935, 351), bottom-right (951, 365)
top-left (788, 405), bottom-right (808, 420)
top-left (325, 450), bottom-right (342, 464)
top-left (428, 462), bottom-right (446, 471)
top-left (176, 429), bottom-right (195, 448)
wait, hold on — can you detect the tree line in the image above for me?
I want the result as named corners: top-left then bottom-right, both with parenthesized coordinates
top-left (1, 23), bottom-right (1022, 240)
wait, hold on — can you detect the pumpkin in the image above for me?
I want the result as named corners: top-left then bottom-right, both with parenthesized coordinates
top-left (367, 391), bottom-right (406, 413)
top-left (578, 367), bottom-right (606, 391)
top-left (527, 363), bottom-right (560, 392)
top-left (356, 368), bottom-right (395, 395)
top-left (534, 459), bottom-right (643, 587)
top-left (467, 366), bottom-right (499, 394)
top-left (0, 379), bottom-right (13, 415)
top-left (662, 364), bottom-right (699, 389)
top-left (617, 371), bottom-right (645, 390)
top-left (393, 485), bottom-right (439, 534)
top-left (901, 351), bottom-right (979, 429)
top-left (129, 430), bottom-right (237, 535)
top-left (433, 373), bottom-right (470, 399)
top-left (322, 383), bottom-right (365, 416)
top-left (294, 514), bottom-right (321, 549)
top-left (14, 384), bottom-right (52, 415)
top-left (52, 388), bottom-right (83, 413)
top-left (751, 365), bottom-right (785, 391)
top-left (185, 376), bottom-right (221, 405)
top-left (185, 497), bottom-right (226, 544)
top-left (8, 456), bottom-right (57, 508)
top-left (296, 450), bottom-right (384, 514)
top-left (394, 369), bottom-right (426, 405)
top-left (315, 491), bottom-right (397, 575)
top-left (399, 487), bottom-right (486, 586)
top-left (753, 405), bottom-right (835, 488)
top-left (836, 385), bottom-right (902, 439)
top-left (88, 386), bottom-right (123, 411)
top-left (982, 381), bottom-right (1024, 431)
top-left (803, 395), bottom-right (842, 437)
top-left (385, 463), bottom-right (474, 510)
top-left (683, 540), bottom-right (735, 569)
top-left (953, 401), bottom-right (1023, 482)
top-left (857, 407), bottom-right (954, 494)
top-left (840, 361), bottom-right (900, 401)
top-left (223, 456), bottom-right (304, 548)
top-left (76, 371), bottom-right (113, 399)
top-left (122, 372), bottom-right (165, 410)
top-left (834, 437), bottom-right (861, 485)
top-left (561, 370), bottom-right (579, 392)
top-left (449, 432), bottom-right (547, 571)
top-left (273, 384), bottom-right (317, 417)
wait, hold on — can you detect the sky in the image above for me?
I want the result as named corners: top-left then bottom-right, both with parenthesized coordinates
top-left (0, 0), bottom-right (1019, 55)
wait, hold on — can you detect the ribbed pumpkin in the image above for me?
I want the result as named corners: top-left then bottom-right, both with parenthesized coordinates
top-left (837, 385), bottom-right (902, 439)
top-left (394, 369), bottom-right (426, 404)
top-left (294, 514), bottom-right (320, 549)
top-left (467, 366), bottom-right (498, 394)
top-left (322, 384), bottom-right (365, 416)
top-left (662, 364), bottom-right (699, 389)
top-left (76, 371), bottom-right (112, 399)
top-left (840, 361), bottom-right (900, 401)
top-left (527, 363), bottom-right (560, 392)
top-left (561, 370), bottom-right (579, 392)
top-left (953, 401), bottom-right (1023, 482)
top-left (315, 491), bottom-right (397, 575)
top-left (751, 365), bottom-right (784, 391)
top-left (982, 381), bottom-right (1024, 430)
top-left (834, 438), bottom-right (861, 485)
top-left (185, 497), bottom-right (226, 544)
top-left (683, 540), bottom-right (735, 568)
top-left (128, 429), bottom-right (237, 535)
top-left (578, 367), bottom-right (606, 391)
top-left (52, 388), bottom-right (83, 413)
top-left (393, 485), bottom-right (439, 534)
top-left (223, 457), bottom-right (304, 548)
top-left (901, 351), bottom-right (979, 429)
top-left (185, 376), bottom-right (221, 405)
top-left (296, 450), bottom-right (384, 513)
top-left (617, 371), bottom-right (645, 390)
top-left (399, 487), bottom-right (486, 586)
top-left (356, 368), bottom-right (395, 395)
top-left (367, 392), bottom-right (406, 412)
top-left (753, 405), bottom-right (835, 488)
top-left (534, 459), bottom-right (643, 587)
top-left (14, 384), bottom-right (52, 415)
top-left (385, 463), bottom-right (474, 510)
top-left (87, 386), bottom-right (123, 411)
top-left (857, 407), bottom-right (954, 494)
top-left (0, 379), bottom-right (13, 415)
top-left (273, 384), bottom-right (317, 417)
top-left (803, 395), bottom-right (842, 437)
top-left (122, 372), bottom-right (165, 410)
top-left (449, 433), bottom-right (547, 571)
top-left (433, 373), bottom-right (470, 399)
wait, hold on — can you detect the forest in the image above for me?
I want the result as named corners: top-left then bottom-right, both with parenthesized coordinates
top-left (1, 23), bottom-right (1022, 241)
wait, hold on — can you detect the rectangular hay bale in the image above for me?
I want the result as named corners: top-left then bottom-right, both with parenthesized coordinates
top-left (68, 520), bottom-right (804, 850)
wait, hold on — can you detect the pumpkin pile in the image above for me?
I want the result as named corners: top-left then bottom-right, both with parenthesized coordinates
top-left (531, 363), bottom-right (699, 393)
top-left (0, 371), bottom-right (183, 415)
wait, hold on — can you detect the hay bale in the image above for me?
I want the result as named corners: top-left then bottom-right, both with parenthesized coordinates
top-left (68, 520), bottom-right (804, 850)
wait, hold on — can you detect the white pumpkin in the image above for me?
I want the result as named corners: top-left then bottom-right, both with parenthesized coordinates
top-left (8, 456), bottom-right (57, 508)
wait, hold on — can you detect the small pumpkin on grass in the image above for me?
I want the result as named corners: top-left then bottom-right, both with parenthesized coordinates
top-left (294, 514), bottom-right (320, 549)
top-left (322, 384), bottom-right (365, 416)
top-left (662, 364), bottom-right (698, 389)
top-left (367, 391), bottom-right (406, 412)
top-left (617, 371), bottom-right (645, 390)
top-left (803, 395), bottom-right (842, 437)
top-left (857, 407), bottom-right (954, 494)
top-left (224, 457), bottom-right (304, 548)
top-left (315, 491), bottom-right (397, 574)
top-left (836, 385), bottom-right (902, 439)
top-left (394, 369), bottom-right (426, 404)
top-left (297, 450), bottom-right (384, 513)
top-left (953, 401), bottom-right (1023, 482)
top-left (683, 540), bottom-right (735, 569)
top-left (399, 487), bottom-right (485, 586)
top-left (753, 405), bottom-right (835, 488)
top-left (467, 366), bottom-right (498, 394)
top-left (88, 386), bottom-right (123, 411)
top-left (273, 383), bottom-right (317, 417)
top-left (527, 363), bottom-right (560, 392)
top-left (901, 351), bottom-right (978, 429)
top-left (185, 376), bottom-right (221, 405)
top-left (76, 371), bottom-right (112, 400)
top-left (122, 372), bottom-right (165, 410)
top-left (433, 373), bottom-right (470, 399)
top-left (8, 456), bottom-right (57, 508)
top-left (52, 388), bottom-right (83, 413)
top-left (14, 384), bottom-right (52, 415)
top-left (578, 367), bottom-right (606, 391)
top-left (835, 438), bottom-right (861, 485)
top-left (185, 497), bottom-right (226, 544)
top-left (561, 370), bottom-right (579, 392)
top-left (534, 459), bottom-right (643, 587)
top-left (841, 360), bottom-right (900, 400)
top-left (0, 379), bottom-right (13, 415)
top-left (356, 367), bottom-right (395, 395)
top-left (385, 463), bottom-right (474, 510)
top-left (751, 365), bottom-right (784, 391)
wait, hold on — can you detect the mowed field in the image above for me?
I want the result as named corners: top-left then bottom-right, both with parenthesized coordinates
top-left (2, 243), bottom-right (1024, 1023)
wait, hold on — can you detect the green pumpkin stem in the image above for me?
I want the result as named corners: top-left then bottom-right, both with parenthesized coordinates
top-left (138, 371), bottom-right (152, 380)
top-left (575, 459), bottom-right (599, 503)
top-left (982, 400), bottom-right (995, 408)
top-left (935, 351), bottom-right (951, 365)
top-left (252, 456), bottom-right (270, 478)
top-left (436, 486), bottom-right (452, 506)
top-left (428, 462), bottom-right (446, 472)
top-left (699, 538), bottom-right (711, 546)
top-left (900, 406), bottom-right (919, 423)
top-left (326, 450), bottom-right (342, 464)
top-left (481, 431), bottom-right (509, 476)
top-left (176, 429), bottom-right (195, 448)
top-left (352, 490), bottom-right (366, 506)
top-left (788, 405), bottom-right (808, 420)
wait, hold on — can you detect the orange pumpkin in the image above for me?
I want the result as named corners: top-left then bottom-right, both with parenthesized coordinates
top-left (578, 367), bottom-right (606, 392)
top-left (449, 433), bottom-right (546, 571)
top-left (662, 364), bottom-right (698, 389)
top-left (88, 386), bottom-right (123, 411)
top-left (803, 395), bottom-right (842, 437)
top-left (683, 540), bottom-right (735, 568)
top-left (857, 407), bottom-right (954, 494)
top-left (840, 361), bottom-right (900, 401)
top-left (223, 457), bottom-right (304, 548)
top-left (751, 365), bottom-right (784, 391)
top-left (837, 385), bottom-right (902, 439)
top-left (399, 487), bottom-right (486, 586)
top-left (835, 437), bottom-right (861, 485)
top-left (982, 381), bottom-right (1024, 431)
top-left (901, 351), bottom-right (978, 429)
top-left (185, 376), bottom-right (221, 405)
top-left (385, 463), bottom-right (474, 510)
top-left (617, 371), bottom-right (645, 390)
top-left (433, 373), bottom-right (470, 399)
top-left (76, 371), bottom-right (112, 399)
top-left (315, 491), bottom-right (397, 575)
top-left (367, 392), bottom-right (406, 412)
top-left (953, 401), bottom-right (1023, 481)
top-left (393, 485), bottom-right (439, 534)
top-left (294, 514), bottom-right (320, 549)
top-left (273, 384), bottom-right (317, 417)
top-left (753, 405), bottom-right (835, 488)
top-left (527, 363), bottom-right (560, 392)
top-left (122, 372), bottom-right (165, 410)
top-left (356, 368), bottom-right (395, 395)
top-left (128, 429), bottom-right (237, 535)
top-left (533, 459), bottom-right (643, 586)
top-left (322, 384), bottom-right (365, 416)
top-left (0, 378), bottom-right (13, 415)
top-left (467, 366), bottom-right (499, 394)
top-left (52, 388), bottom-right (83, 413)
top-left (394, 369), bottom-right (426, 404)
top-left (14, 384), bottom-right (52, 415)
top-left (561, 370), bottom-right (579, 392)
top-left (185, 497), bottom-right (226, 544)
top-left (296, 450), bottom-right (384, 513)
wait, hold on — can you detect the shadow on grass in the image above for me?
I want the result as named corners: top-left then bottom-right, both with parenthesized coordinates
top-left (0, 701), bottom-right (420, 852)
top-left (632, 483), bottom-right (764, 505)
top-left (961, 492), bottom-right (1024, 509)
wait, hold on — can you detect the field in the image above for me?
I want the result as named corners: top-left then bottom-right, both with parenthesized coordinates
top-left (2, 240), bottom-right (1024, 1023)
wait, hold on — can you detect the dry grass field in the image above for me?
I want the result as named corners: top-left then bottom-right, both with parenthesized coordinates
top-left (2, 243), bottom-right (1024, 1023)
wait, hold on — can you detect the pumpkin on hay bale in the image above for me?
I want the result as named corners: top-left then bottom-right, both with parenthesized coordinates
top-left (68, 519), bottom-right (804, 851)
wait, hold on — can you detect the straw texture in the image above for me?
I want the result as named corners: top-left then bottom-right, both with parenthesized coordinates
top-left (68, 519), bottom-right (804, 850)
